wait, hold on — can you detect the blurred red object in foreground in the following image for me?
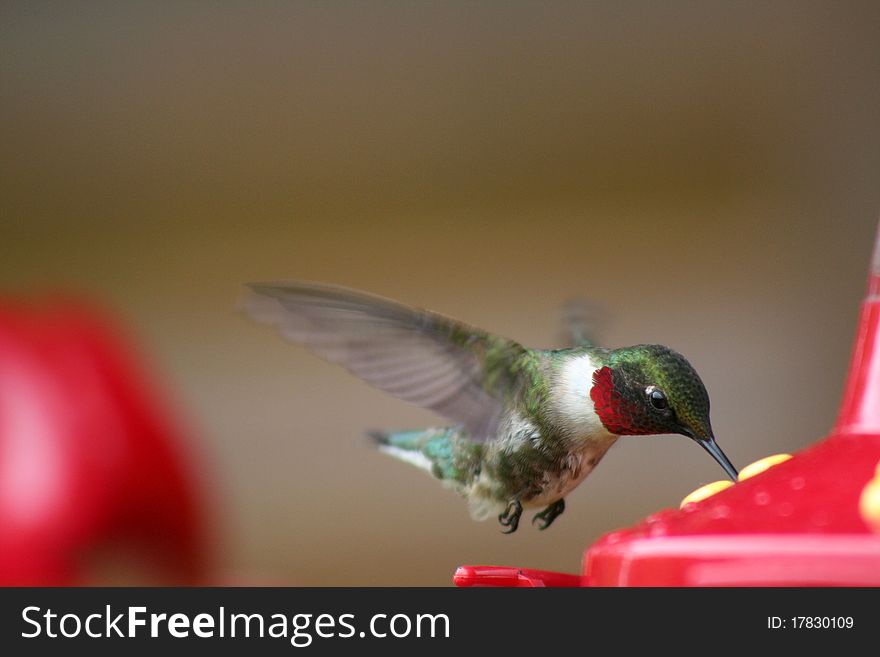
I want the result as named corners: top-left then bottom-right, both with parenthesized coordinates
top-left (456, 222), bottom-right (880, 587)
top-left (0, 299), bottom-right (207, 585)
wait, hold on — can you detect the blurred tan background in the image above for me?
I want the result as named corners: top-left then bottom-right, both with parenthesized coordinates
top-left (2, 2), bottom-right (879, 585)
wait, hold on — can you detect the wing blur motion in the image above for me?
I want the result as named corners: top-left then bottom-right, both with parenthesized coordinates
top-left (241, 282), bottom-right (526, 441)
top-left (559, 298), bottom-right (604, 349)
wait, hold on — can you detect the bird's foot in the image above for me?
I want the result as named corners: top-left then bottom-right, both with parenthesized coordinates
top-left (532, 498), bottom-right (565, 530)
top-left (498, 500), bottom-right (523, 534)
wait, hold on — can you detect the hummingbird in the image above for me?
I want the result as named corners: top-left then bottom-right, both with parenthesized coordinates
top-left (242, 282), bottom-right (738, 533)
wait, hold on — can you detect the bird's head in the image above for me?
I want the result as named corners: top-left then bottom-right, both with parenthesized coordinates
top-left (590, 344), bottom-right (738, 480)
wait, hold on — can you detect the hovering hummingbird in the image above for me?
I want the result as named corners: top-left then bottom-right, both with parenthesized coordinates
top-left (243, 282), bottom-right (738, 533)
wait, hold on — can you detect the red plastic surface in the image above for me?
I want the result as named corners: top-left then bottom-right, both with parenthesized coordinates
top-left (835, 238), bottom-right (880, 434)
top-left (0, 299), bottom-right (207, 585)
top-left (453, 566), bottom-right (584, 588)
top-left (455, 222), bottom-right (880, 587)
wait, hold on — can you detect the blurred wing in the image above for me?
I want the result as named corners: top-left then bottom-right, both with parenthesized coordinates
top-left (241, 282), bottom-right (527, 441)
top-left (559, 298), bottom-right (604, 349)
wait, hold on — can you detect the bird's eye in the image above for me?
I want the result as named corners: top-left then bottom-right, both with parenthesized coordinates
top-left (647, 387), bottom-right (668, 410)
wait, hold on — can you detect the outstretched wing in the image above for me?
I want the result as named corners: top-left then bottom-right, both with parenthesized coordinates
top-left (241, 282), bottom-right (528, 441)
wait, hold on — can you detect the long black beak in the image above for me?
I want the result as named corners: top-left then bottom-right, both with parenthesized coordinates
top-left (695, 437), bottom-right (738, 481)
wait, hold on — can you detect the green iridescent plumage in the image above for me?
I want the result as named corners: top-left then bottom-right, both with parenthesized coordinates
top-left (602, 345), bottom-right (714, 439)
top-left (243, 281), bottom-right (737, 533)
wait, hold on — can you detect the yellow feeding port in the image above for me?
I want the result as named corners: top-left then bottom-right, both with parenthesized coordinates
top-left (737, 453), bottom-right (792, 481)
top-left (860, 460), bottom-right (880, 532)
top-left (680, 480), bottom-right (734, 508)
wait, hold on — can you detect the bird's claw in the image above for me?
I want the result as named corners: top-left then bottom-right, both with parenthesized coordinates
top-left (532, 499), bottom-right (565, 530)
top-left (498, 500), bottom-right (523, 534)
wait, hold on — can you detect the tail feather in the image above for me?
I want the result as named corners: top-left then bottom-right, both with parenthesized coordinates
top-left (368, 427), bottom-right (480, 484)
top-left (366, 429), bottom-right (391, 446)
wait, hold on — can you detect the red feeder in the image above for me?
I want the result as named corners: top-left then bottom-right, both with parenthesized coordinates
top-left (0, 299), bottom-right (208, 585)
top-left (455, 223), bottom-right (880, 587)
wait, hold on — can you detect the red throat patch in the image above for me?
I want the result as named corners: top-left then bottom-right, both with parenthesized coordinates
top-left (590, 366), bottom-right (638, 435)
